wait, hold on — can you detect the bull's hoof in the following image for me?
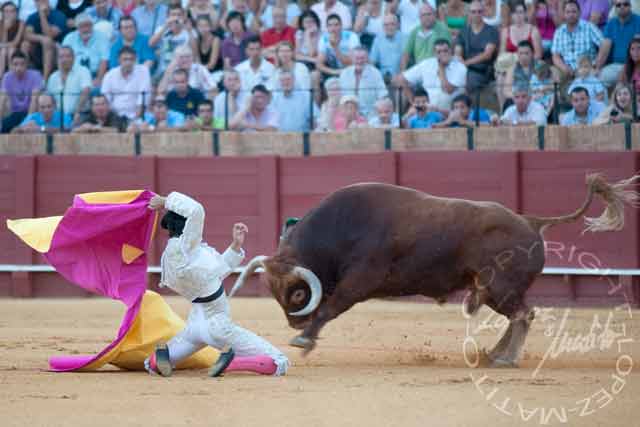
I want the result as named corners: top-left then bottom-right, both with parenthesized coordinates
top-left (489, 358), bottom-right (519, 369)
top-left (289, 335), bottom-right (316, 355)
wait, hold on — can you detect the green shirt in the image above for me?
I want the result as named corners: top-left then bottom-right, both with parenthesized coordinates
top-left (193, 117), bottom-right (225, 130)
top-left (404, 21), bottom-right (451, 67)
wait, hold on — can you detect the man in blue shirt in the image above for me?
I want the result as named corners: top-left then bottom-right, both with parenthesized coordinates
top-left (402, 88), bottom-right (444, 129)
top-left (128, 99), bottom-right (185, 132)
top-left (131, 0), bottom-right (168, 38)
top-left (560, 86), bottom-right (606, 126)
top-left (24, 0), bottom-right (67, 80)
top-left (434, 94), bottom-right (495, 128)
top-left (13, 93), bottom-right (72, 133)
top-left (62, 13), bottom-right (110, 87)
top-left (596, 0), bottom-right (640, 87)
top-left (370, 14), bottom-right (406, 81)
top-left (109, 16), bottom-right (156, 70)
top-left (271, 71), bottom-right (314, 131)
top-left (166, 68), bottom-right (206, 118)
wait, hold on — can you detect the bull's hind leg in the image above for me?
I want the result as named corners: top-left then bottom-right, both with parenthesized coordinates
top-left (488, 308), bottom-right (535, 367)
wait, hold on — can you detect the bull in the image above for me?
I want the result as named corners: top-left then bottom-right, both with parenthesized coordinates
top-left (229, 174), bottom-right (639, 367)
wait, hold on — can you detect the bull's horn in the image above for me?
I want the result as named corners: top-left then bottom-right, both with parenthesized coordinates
top-left (229, 255), bottom-right (268, 297)
top-left (288, 267), bottom-right (323, 316)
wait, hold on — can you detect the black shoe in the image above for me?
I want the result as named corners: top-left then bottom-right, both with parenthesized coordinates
top-left (209, 348), bottom-right (235, 377)
top-left (155, 343), bottom-right (173, 377)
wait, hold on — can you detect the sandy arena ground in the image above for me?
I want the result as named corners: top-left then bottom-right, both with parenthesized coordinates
top-left (0, 296), bottom-right (638, 427)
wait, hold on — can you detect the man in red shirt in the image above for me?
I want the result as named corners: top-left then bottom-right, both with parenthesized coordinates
top-left (260, 7), bottom-right (296, 63)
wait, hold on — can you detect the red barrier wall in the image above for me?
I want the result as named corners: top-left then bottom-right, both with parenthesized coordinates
top-left (1, 153), bottom-right (638, 306)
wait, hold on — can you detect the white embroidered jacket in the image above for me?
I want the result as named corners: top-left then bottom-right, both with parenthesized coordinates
top-left (159, 192), bottom-right (245, 301)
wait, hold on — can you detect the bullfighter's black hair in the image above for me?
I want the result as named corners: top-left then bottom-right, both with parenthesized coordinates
top-left (161, 210), bottom-right (186, 238)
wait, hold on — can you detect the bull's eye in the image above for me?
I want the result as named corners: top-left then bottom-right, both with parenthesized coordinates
top-left (290, 289), bottom-right (306, 305)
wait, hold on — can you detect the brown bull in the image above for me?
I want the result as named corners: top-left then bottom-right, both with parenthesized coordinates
top-left (230, 174), bottom-right (639, 367)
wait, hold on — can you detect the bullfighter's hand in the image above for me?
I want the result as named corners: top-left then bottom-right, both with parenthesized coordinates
top-left (231, 222), bottom-right (248, 250)
top-left (148, 195), bottom-right (166, 211)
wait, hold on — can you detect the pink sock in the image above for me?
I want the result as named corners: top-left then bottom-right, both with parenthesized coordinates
top-left (226, 355), bottom-right (277, 375)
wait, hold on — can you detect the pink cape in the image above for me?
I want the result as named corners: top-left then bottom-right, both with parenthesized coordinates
top-left (44, 191), bottom-right (156, 371)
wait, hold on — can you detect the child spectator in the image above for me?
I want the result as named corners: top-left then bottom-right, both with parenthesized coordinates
top-left (567, 55), bottom-right (607, 103)
top-left (530, 61), bottom-right (555, 116)
top-left (401, 87), bottom-right (444, 129)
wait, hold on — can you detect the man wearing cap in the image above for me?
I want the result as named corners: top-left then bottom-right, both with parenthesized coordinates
top-left (229, 84), bottom-right (279, 132)
top-left (62, 13), bottom-right (110, 88)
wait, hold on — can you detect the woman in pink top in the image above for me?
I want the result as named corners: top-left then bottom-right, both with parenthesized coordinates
top-left (529, 0), bottom-right (562, 55)
top-left (113, 0), bottom-right (137, 16)
top-left (334, 95), bottom-right (367, 131)
top-left (621, 36), bottom-right (640, 98)
top-left (500, 2), bottom-right (542, 59)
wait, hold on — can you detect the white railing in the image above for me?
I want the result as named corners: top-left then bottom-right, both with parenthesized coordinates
top-left (0, 265), bottom-right (638, 276)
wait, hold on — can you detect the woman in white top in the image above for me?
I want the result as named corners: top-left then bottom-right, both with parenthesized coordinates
top-left (483, 0), bottom-right (508, 28)
top-left (145, 192), bottom-right (289, 378)
top-left (271, 41), bottom-right (311, 91)
top-left (294, 10), bottom-right (321, 70)
top-left (354, 0), bottom-right (387, 47)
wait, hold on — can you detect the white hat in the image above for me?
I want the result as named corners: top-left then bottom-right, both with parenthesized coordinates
top-left (339, 95), bottom-right (359, 106)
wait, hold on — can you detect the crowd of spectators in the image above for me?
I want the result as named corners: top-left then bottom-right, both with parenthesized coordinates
top-left (0, 0), bottom-right (637, 135)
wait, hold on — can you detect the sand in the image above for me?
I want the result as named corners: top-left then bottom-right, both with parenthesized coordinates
top-left (0, 296), bottom-right (638, 427)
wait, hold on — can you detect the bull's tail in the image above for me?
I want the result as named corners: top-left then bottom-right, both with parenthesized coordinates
top-left (524, 173), bottom-right (640, 234)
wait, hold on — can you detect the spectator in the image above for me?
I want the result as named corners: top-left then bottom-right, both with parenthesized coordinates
top-left (389, 0), bottom-right (437, 35)
top-left (294, 10), bottom-right (321, 70)
top-left (438, 0), bottom-right (468, 39)
top-left (454, 0), bottom-right (499, 92)
top-left (129, 99), bottom-right (186, 132)
top-left (113, 0), bottom-right (136, 17)
top-left (482, 0), bottom-right (508, 28)
top-left (0, 2), bottom-right (25, 76)
top-left (10, 0), bottom-right (53, 22)
top-left (621, 36), bottom-right (640, 95)
top-left (434, 93), bottom-right (495, 127)
top-left (191, 99), bottom-right (224, 130)
top-left (397, 38), bottom-right (467, 111)
top-left (271, 41), bottom-right (311, 90)
top-left (400, 3), bottom-right (450, 71)
top-left (62, 13), bottom-right (110, 88)
top-left (402, 87), bottom-right (443, 128)
top-left (501, 40), bottom-right (542, 111)
top-left (594, 82), bottom-right (635, 124)
top-left (560, 85), bottom-right (606, 125)
top-left (531, 0), bottom-right (562, 55)
top-left (578, 0), bottom-right (610, 29)
top-left (567, 55), bottom-right (607, 103)
top-left (271, 70), bottom-right (314, 131)
top-left (86, 0), bottom-right (122, 41)
top-left (0, 51), bottom-right (42, 133)
top-left (191, 16), bottom-right (224, 76)
top-left (47, 46), bottom-right (91, 121)
top-left (158, 44), bottom-right (217, 96)
top-left (339, 46), bottom-right (387, 118)
top-left (368, 97), bottom-right (400, 128)
top-left (101, 46), bottom-right (152, 120)
top-left (334, 94), bottom-right (367, 130)
top-left (235, 35), bottom-right (276, 91)
top-left (214, 69), bottom-right (247, 129)
top-left (316, 77), bottom-right (341, 131)
top-left (500, 83), bottom-right (547, 126)
top-left (261, 6), bottom-right (296, 63)
top-left (223, 0), bottom-right (258, 32)
top-left (229, 84), bottom-right (279, 131)
top-left (13, 93), bottom-right (72, 133)
top-left (109, 16), bottom-right (155, 70)
top-left (530, 61), bottom-right (555, 115)
top-left (186, 0), bottom-right (218, 27)
top-left (73, 94), bottom-right (128, 132)
top-left (24, 0), bottom-right (67, 80)
top-left (149, 5), bottom-right (191, 78)
top-left (311, 0), bottom-right (353, 32)
top-left (260, 0), bottom-right (301, 29)
top-left (370, 14), bottom-right (406, 80)
top-left (317, 13), bottom-right (360, 78)
top-left (221, 11), bottom-right (254, 69)
top-left (166, 68), bottom-right (206, 118)
top-left (597, 0), bottom-right (640, 87)
top-left (551, 0), bottom-right (604, 82)
top-left (354, 0), bottom-right (388, 50)
top-left (56, 0), bottom-right (92, 30)
top-left (500, 1), bottom-right (542, 60)
top-left (131, 0), bottom-right (167, 38)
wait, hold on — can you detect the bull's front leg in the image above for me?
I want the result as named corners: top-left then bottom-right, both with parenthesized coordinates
top-left (290, 303), bottom-right (343, 355)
